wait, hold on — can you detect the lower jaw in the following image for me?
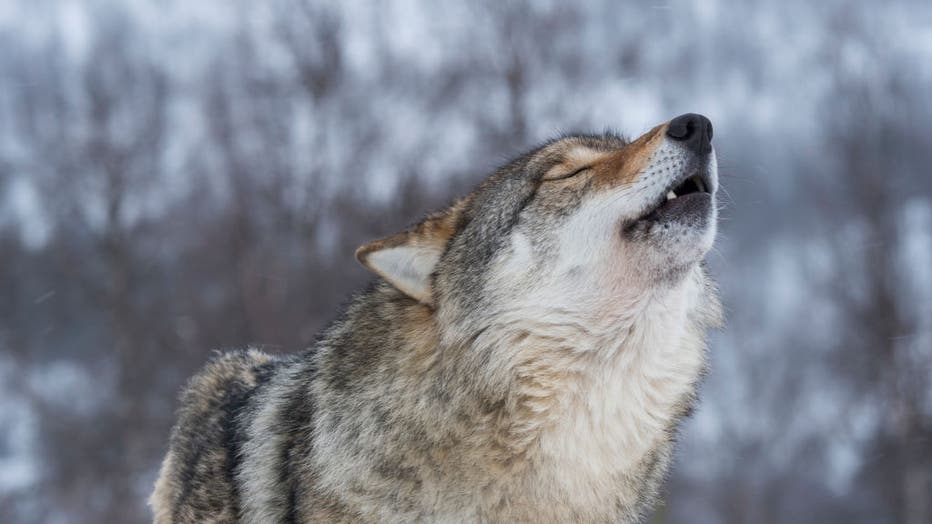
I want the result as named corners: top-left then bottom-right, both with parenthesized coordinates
top-left (623, 193), bottom-right (713, 236)
top-left (643, 192), bottom-right (712, 223)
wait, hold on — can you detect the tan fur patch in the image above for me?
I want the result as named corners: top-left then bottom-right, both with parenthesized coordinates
top-left (590, 123), bottom-right (667, 190)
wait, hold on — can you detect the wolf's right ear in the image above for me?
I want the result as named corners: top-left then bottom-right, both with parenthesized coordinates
top-left (355, 205), bottom-right (463, 305)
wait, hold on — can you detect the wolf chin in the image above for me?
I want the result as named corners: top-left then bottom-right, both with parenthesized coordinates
top-left (151, 113), bottom-right (724, 523)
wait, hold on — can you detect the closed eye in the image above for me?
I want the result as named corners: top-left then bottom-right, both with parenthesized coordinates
top-left (544, 165), bottom-right (591, 182)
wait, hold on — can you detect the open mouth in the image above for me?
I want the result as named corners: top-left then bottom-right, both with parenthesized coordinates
top-left (664, 173), bottom-right (708, 201)
top-left (636, 171), bottom-right (712, 224)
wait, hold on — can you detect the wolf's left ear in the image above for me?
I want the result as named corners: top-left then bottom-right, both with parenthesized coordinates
top-left (355, 205), bottom-right (462, 305)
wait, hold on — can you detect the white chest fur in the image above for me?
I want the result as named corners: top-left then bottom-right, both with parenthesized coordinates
top-left (526, 279), bottom-right (707, 514)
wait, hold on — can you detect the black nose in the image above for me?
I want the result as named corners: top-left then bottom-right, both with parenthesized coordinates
top-left (666, 113), bottom-right (713, 155)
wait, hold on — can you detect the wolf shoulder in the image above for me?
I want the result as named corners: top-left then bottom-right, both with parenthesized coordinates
top-left (149, 348), bottom-right (282, 524)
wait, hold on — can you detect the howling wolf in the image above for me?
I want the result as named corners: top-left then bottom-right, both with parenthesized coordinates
top-left (151, 113), bottom-right (723, 523)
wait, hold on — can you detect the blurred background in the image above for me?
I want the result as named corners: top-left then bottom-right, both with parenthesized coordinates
top-left (1, 0), bottom-right (930, 522)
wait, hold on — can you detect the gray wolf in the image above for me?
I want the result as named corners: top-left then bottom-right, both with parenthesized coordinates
top-left (150, 113), bottom-right (723, 523)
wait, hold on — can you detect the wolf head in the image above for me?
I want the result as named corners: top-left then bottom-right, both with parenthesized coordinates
top-left (357, 114), bottom-right (718, 348)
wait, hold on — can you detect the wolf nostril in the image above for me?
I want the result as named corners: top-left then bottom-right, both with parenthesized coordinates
top-left (666, 113), bottom-right (713, 155)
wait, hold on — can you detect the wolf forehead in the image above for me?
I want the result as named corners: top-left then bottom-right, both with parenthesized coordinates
top-left (490, 132), bottom-right (637, 187)
top-left (446, 131), bottom-right (659, 238)
top-left (453, 132), bottom-right (642, 221)
top-left (514, 133), bottom-right (632, 174)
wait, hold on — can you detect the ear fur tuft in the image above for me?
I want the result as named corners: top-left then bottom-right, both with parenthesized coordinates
top-left (355, 238), bottom-right (444, 304)
top-left (355, 202), bottom-right (465, 304)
